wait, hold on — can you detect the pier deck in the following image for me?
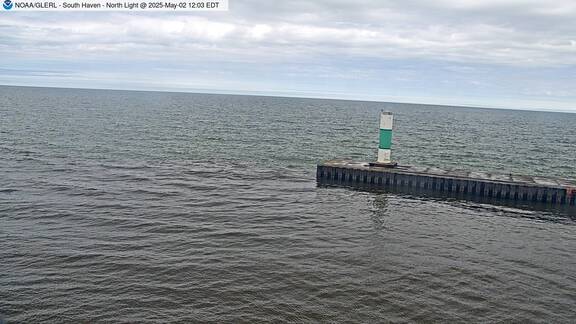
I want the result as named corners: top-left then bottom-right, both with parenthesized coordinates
top-left (317, 160), bottom-right (576, 206)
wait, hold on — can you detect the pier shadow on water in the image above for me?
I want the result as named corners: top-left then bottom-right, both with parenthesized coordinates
top-left (319, 183), bottom-right (576, 222)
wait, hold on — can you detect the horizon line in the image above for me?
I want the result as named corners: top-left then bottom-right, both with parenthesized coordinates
top-left (1, 83), bottom-right (574, 114)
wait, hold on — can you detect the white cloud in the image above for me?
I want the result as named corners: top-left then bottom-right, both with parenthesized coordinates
top-left (2, 0), bottom-right (575, 67)
top-left (1, 1), bottom-right (575, 110)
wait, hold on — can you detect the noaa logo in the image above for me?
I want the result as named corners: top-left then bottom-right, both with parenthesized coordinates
top-left (3, 0), bottom-right (13, 10)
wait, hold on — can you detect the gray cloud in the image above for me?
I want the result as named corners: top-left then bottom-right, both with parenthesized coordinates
top-left (1, 1), bottom-right (575, 66)
top-left (1, 1), bottom-right (575, 111)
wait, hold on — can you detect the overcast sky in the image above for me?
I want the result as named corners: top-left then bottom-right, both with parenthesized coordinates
top-left (1, 0), bottom-right (575, 111)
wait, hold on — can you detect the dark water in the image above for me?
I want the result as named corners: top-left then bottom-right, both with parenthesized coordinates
top-left (1, 86), bottom-right (575, 323)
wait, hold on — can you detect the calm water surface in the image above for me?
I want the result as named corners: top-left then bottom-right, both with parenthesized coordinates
top-left (1, 86), bottom-right (575, 323)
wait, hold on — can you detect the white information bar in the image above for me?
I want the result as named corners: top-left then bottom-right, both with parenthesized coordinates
top-left (1, 0), bottom-right (228, 11)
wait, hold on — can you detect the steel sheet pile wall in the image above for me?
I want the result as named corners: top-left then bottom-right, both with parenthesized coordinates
top-left (317, 161), bottom-right (576, 206)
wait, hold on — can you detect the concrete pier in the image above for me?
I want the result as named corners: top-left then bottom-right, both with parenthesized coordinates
top-left (317, 160), bottom-right (576, 206)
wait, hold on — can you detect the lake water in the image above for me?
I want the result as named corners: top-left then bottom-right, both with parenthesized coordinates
top-left (1, 86), bottom-right (575, 322)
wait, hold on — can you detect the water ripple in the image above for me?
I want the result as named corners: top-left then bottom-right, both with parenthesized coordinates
top-left (1, 87), bottom-right (575, 323)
